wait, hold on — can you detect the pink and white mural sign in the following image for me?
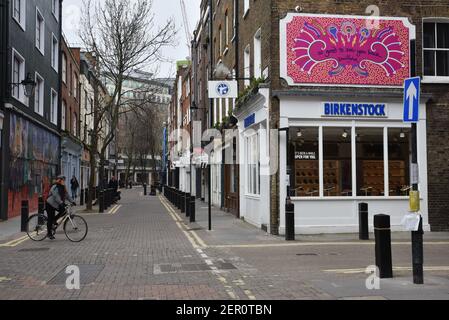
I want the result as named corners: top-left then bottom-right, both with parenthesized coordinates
top-left (280, 14), bottom-right (415, 87)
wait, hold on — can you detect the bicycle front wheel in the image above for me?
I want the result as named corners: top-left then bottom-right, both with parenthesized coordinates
top-left (26, 214), bottom-right (48, 241)
top-left (64, 215), bottom-right (88, 243)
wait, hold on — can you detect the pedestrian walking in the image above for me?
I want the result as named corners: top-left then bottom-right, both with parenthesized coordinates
top-left (70, 175), bottom-right (79, 201)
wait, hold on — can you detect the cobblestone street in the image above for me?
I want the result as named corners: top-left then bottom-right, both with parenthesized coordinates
top-left (1, 188), bottom-right (449, 300)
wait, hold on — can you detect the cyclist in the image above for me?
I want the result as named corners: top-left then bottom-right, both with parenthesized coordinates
top-left (46, 175), bottom-right (76, 240)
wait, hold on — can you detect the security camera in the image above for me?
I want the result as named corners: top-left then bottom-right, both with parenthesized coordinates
top-left (295, 6), bottom-right (303, 12)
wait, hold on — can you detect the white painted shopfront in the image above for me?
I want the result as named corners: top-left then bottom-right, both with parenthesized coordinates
top-left (235, 87), bottom-right (271, 231)
top-left (277, 94), bottom-right (430, 234)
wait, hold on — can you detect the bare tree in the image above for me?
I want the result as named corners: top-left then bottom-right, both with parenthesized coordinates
top-left (79, 0), bottom-right (175, 209)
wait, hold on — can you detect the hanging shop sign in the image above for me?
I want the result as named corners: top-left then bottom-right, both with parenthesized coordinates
top-left (208, 80), bottom-right (238, 99)
top-left (280, 14), bottom-right (415, 87)
top-left (322, 102), bottom-right (388, 118)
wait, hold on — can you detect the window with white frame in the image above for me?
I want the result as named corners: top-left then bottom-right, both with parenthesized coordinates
top-left (225, 11), bottom-right (229, 47)
top-left (62, 54), bottom-right (67, 83)
top-left (254, 29), bottom-right (262, 79)
top-left (13, 0), bottom-right (26, 30)
top-left (244, 0), bottom-right (250, 17)
top-left (219, 26), bottom-right (223, 55)
top-left (50, 89), bottom-right (58, 125)
top-left (12, 49), bottom-right (25, 102)
top-left (52, 0), bottom-right (59, 21)
top-left (244, 45), bottom-right (251, 87)
top-left (61, 100), bottom-right (66, 130)
top-left (73, 112), bottom-right (78, 136)
top-left (35, 8), bottom-right (45, 54)
top-left (232, 0), bottom-right (237, 39)
top-left (34, 73), bottom-right (44, 116)
top-left (423, 21), bottom-right (449, 78)
top-left (73, 73), bottom-right (78, 99)
top-left (290, 125), bottom-right (412, 198)
top-left (246, 131), bottom-right (260, 195)
top-left (51, 34), bottom-right (59, 71)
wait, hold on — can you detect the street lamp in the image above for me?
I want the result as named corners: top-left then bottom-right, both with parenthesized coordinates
top-left (10, 73), bottom-right (37, 98)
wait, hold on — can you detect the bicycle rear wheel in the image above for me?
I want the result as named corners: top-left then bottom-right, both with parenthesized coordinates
top-left (26, 214), bottom-right (48, 241)
top-left (64, 215), bottom-right (88, 242)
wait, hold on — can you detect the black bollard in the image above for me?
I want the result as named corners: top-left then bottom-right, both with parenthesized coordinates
top-left (80, 189), bottom-right (84, 206)
top-left (180, 192), bottom-right (185, 213)
top-left (21, 200), bottom-right (29, 232)
top-left (151, 185), bottom-right (156, 196)
top-left (185, 193), bottom-right (191, 217)
top-left (359, 203), bottom-right (369, 240)
top-left (412, 216), bottom-right (424, 284)
top-left (176, 190), bottom-right (181, 209)
top-left (144, 184), bottom-right (147, 196)
top-left (374, 214), bottom-right (393, 279)
top-left (99, 191), bottom-right (104, 213)
top-left (285, 201), bottom-right (295, 241)
top-left (190, 196), bottom-right (196, 223)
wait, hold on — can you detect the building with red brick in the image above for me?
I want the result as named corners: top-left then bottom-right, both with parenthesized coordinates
top-left (61, 36), bottom-right (82, 190)
top-left (188, 0), bottom-right (449, 234)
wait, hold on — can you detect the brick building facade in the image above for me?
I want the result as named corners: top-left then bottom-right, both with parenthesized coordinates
top-left (181, 0), bottom-right (449, 233)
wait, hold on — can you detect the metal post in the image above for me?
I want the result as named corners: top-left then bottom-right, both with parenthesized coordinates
top-left (411, 122), bottom-right (424, 284)
top-left (359, 203), bottom-right (369, 240)
top-left (38, 196), bottom-right (45, 225)
top-left (181, 192), bottom-right (185, 213)
top-left (185, 193), bottom-right (191, 217)
top-left (374, 214), bottom-right (393, 279)
top-left (21, 201), bottom-right (29, 232)
top-left (80, 189), bottom-right (84, 206)
top-left (190, 195), bottom-right (196, 223)
top-left (285, 201), bottom-right (295, 241)
top-left (144, 184), bottom-right (147, 196)
top-left (99, 191), bottom-right (104, 213)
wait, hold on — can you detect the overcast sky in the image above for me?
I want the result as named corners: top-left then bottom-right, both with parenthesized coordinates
top-left (62, 0), bottom-right (201, 78)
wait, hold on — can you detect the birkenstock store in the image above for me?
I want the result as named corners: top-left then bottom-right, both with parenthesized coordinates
top-left (277, 13), bottom-right (430, 234)
top-left (277, 95), bottom-right (430, 234)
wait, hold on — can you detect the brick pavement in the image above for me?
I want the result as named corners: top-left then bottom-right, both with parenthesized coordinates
top-left (1, 188), bottom-right (449, 300)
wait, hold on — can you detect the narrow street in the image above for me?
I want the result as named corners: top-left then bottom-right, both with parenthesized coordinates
top-left (1, 188), bottom-right (448, 300)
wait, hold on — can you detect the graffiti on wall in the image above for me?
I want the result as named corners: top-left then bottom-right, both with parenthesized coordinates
top-left (280, 14), bottom-right (415, 87)
top-left (8, 114), bottom-right (59, 218)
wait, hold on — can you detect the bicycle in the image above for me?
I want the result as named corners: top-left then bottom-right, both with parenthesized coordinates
top-left (26, 204), bottom-right (88, 243)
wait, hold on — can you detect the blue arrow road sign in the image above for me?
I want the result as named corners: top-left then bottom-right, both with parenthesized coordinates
top-left (403, 77), bottom-right (421, 123)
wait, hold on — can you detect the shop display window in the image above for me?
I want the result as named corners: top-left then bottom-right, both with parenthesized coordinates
top-left (388, 128), bottom-right (411, 196)
top-left (323, 128), bottom-right (352, 197)
top-left (291, 127), bottom-right (319, 197)
top-left (290, 125), bottom-right (411, 198)
top-left (356, 128), bottom-right (385, 196)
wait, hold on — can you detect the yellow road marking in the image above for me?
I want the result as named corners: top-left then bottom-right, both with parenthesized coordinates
top-left (0, 235), bottom-right (30, 248)
top-left (160, 197), bottom-right (200, 249)
top-left (111, 205), bottom-right (122, 215)
top-left (108, 205), bottom-right (118, 214)
top-left (324, 266), bottom-right (449, 274)
top-left (0, 277), bottom-right (12, 282)
top-left (209, 241), bottom-right (449, 249)
top-left (159, 196), bottom-right (208, 249)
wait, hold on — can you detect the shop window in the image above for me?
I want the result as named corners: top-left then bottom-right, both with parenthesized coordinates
top-left (291, 127), bottom-right (319, 197)
top-left (246, 132), bottom-right (260, 195)
top-left (388, 128), bottom-right (411, 196)
top-left (323, 127), bottom-right (352, 197)
top-left (356, 128), bottom-right (384, 196)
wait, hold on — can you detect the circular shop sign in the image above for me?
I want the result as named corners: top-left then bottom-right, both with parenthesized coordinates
top-left (216, 82), bottom-right (230, 97)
